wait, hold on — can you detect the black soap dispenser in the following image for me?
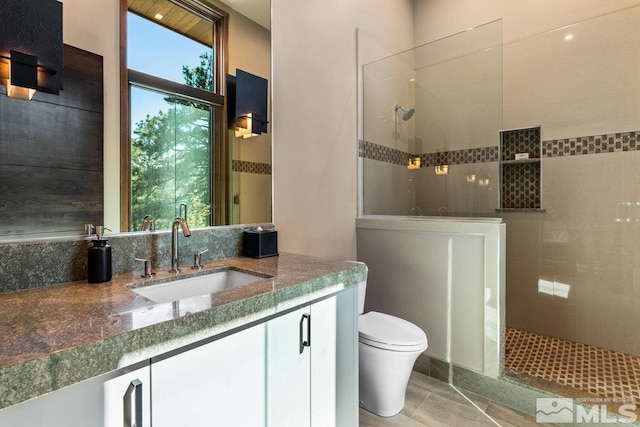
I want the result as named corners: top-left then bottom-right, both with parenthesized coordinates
top-left (88, 226), bottom-right (112, 284)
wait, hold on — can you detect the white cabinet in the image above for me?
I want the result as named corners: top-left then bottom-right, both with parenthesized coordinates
top-left (151, 322), bottom-right (267, 427)
top-left (151, 288), bottom-right (357, 427)
top-left (266, 305), bottom-right (312, 426)
top-left (267, 290), bottom-right (358, 427)
top-left (0, 363), bottom-right (151, 427)
top-left (0, 287), bottom-right (358, 427)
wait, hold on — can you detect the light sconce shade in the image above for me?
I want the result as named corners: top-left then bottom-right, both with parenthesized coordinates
top-left (227, 69), bottom-right (268, 139)
top-left (7, 50), bottom-right (37, 100)
top-left (234, 113), bottom-right (257, 139)
top-left (0, 0), bottom-right (63, 100)
top-left (435, 165), bottom-right (449, 175)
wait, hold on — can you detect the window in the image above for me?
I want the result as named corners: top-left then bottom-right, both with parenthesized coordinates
top-left (130, 88), bottom-right (212, 230)
top-left (121, 0), bottom-right (228, 231)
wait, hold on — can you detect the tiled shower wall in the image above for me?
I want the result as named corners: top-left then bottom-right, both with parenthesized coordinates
top-left (361, 129), bottom-right (640, 214)
top-left (361, 5), bottom-right (640, 356)
top-left (502, 5), bottom-right (640, 357)
top-left (362, 128), bottom-right (640, 357)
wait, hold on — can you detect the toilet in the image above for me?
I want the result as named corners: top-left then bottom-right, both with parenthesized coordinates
top-left (358, 280), bottom-right (428, 417)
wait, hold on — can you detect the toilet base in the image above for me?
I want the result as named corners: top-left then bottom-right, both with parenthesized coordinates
top-left (358, 341), bottom-right (425, 417)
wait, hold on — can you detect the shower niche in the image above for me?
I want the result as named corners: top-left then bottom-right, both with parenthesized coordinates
top-left (500, 126), bottom-right (542, 210)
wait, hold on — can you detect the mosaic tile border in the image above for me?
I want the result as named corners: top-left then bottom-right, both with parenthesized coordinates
top-left (232, 159), bottom-right (271, 174)
top-left (421, 146), bottom-right (498, 166)
top-left (359, 140), bottom-right (412, 166)
top-left (543, 131), bottom-right (640, 157)
top-left (361, 131), bottom-right (640, 167)
top-left (359, 140), bottom-right (498, 166)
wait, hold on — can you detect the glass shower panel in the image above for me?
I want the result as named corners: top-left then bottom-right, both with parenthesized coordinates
top-left (361, 20), bottom-right (503, 218)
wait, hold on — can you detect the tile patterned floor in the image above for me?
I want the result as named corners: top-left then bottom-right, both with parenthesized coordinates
top-left (505, 327), bottom-right (640, 401)
top-left (359, 371), bottom-right (546, 426)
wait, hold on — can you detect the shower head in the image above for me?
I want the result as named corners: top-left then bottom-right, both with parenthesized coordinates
top-left (402, 107), bottom-right (415, 121)
top-left (394, 104), bottom-right (415, 121)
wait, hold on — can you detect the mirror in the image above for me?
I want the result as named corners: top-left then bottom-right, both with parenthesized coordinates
top-left (0, 0), bottom-right (271, 241)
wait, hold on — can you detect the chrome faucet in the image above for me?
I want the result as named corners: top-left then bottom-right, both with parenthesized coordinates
top-left (170, 217), bottom-right (191, 272)
top-left (141, 215), bottom-right (155, 231)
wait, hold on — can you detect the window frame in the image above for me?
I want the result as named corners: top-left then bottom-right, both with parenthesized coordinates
top-left (120, 0), bottom-right (229, 231)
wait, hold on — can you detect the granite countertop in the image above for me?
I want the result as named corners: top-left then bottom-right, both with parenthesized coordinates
top-left (0, 252), bottom-right (367, 410)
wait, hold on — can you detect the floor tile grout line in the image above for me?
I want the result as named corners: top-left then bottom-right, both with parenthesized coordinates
top-left (450, 384), bottom-right (503, 427)
top-left (408, 391), bottom-right (431, 421)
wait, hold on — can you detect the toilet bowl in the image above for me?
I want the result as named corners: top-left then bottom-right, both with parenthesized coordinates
top-left (357, 280), bottom-right (428, 417)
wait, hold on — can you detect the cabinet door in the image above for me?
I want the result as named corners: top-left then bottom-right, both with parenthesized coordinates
top-left (266, 295), bottom-right (341, 427)
top-left (151, 322), bottom-right (266, 427)
top-left (0, 364), bottom-right (151, 427)
top-left (310, 296), bottom-right (338, 426)
top-left (266, 306), bottom-right (311, 427)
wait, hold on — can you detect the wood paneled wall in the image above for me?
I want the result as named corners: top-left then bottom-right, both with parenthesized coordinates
top-left (0, 45), bottom-right (103, 239)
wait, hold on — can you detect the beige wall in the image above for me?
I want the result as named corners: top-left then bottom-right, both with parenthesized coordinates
top-left (414, 0), bottom-right (640, 45)
top-left (272, 0), bottom-right (414, 259)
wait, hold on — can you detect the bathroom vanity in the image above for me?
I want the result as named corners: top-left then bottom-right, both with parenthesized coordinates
top-left (0, 252), bottom-right (365, 426)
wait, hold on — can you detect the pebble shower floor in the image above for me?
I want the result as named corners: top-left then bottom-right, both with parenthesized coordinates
top-left (505, 327), bottom-right (640, 401)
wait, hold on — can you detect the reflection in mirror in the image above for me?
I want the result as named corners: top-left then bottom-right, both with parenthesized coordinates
top-left (123, 0), bottom-right (272, 233)
top-left (0, 0), bottom-right (271, 242)
top-left (0, 45), bottom-right (104, 241)
top-left (130, 87), bottom-right (213, 231)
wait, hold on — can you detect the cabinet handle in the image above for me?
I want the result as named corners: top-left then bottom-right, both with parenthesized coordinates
top-left (299, 313), bottom-right (311, 354)
top-left (124, 378), bottom-right (143, 427)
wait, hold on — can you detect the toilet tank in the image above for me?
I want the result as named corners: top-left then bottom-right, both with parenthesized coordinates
top-left (346, 261), bottom-right (368, 314)
top-left (358, 280), bottom-right (367, 314)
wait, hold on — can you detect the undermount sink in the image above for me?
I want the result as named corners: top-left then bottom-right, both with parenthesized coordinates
top-left (131, 269), bottom-right (269, 303)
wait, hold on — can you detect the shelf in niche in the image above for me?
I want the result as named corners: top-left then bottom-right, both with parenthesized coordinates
top-left (502, 158), bottom-right (541, 165)
top-left (500, 208), bottom-right (546, 212)
top-left (500, 126), bottom-right (542, 210)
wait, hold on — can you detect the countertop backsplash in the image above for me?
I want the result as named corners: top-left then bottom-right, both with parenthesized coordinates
top-left (0, 224), bottom-right (275, 293)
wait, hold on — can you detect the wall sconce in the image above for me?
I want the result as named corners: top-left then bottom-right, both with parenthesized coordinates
top-left (466, 174), bottom-right (476, 183)
top-left (435, 165), bottom-right (449, 175)
top-left (5, 50), bottom-right (36, 100)
top-left (407, 156), bottom-right (421, 170)
top-left (227, 69), bottom-right (268, 139)
top-left (234, 113), bottom-right (257, 139)
top-left (0, 0), bottom-right (63, 100)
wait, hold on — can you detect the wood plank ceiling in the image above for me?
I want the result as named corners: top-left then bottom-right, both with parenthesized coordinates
top-left (128, 0), bottom-right (213, 46)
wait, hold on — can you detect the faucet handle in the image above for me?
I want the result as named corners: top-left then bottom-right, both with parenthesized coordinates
top-left (191, 249), bottom-right (209, 270)
top-left (141, 215), bottom-right (155, 231)
top-left (135, 257), bottom-right (155, 278)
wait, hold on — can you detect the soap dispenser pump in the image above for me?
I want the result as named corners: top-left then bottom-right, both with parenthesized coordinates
top-left (88, 226), bottom-right (112, 284)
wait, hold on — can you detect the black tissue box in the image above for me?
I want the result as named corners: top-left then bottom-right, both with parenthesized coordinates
top-left (243, 230), bottom-right (278, 258)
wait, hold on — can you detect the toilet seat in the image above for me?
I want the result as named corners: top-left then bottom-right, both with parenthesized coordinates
top-left (359, 311), bottom-right (428, 352)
